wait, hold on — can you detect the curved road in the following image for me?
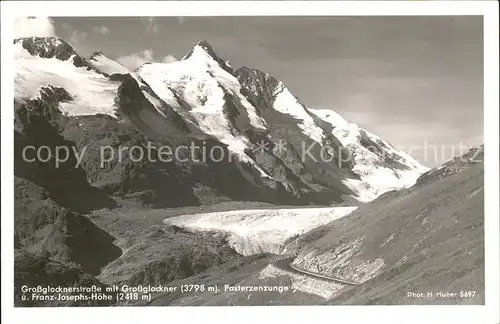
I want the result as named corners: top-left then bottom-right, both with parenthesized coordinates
top-left (272, 256), bottom-right (360, 286)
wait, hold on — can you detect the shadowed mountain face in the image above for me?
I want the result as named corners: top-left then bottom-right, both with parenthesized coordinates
top-left (14, 88), bottom-right (118, 213)
top-left (14, 249), bottom-right (114, 307)
top-left (15, 177), bottom-right (122, 276)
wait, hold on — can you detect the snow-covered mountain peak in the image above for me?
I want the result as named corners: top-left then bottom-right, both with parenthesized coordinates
top-left (88, 51), bottom-right (131, 76)
top-left (15, 37), bottom-right (78, 61)
top-left (15, 39), bottom-right (121, 117)
top-left (182, 40), bottom-right (233, 74)
top-left (309, 109), bottom-right (350, 129)
top-left (235, 67), bottom-right (328, 145)
top-left (89, 51), bottom-right (105, 60)
top-left (193, 40), bottom-right (217, 55)
top-left (310, 108), bottom-right (429, 201)
top-left (183, 40), bottom-right (216, 59)
top-left (15, 36), bottom-right (430, 205)
top-left (14, 36), bottom-right (99, 74)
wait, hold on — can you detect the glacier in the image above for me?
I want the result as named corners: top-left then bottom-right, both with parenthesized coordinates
top-left (163, 207), bottom-right (358, 256)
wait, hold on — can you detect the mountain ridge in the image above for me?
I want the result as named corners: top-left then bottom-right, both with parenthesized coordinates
top-left (14, 36), bottom-right (429, 206)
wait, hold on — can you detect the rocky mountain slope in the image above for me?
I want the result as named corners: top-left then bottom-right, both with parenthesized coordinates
top-left (14, 249), bottom-right (113, 307)
top-left (286, 146), bottom-right (484, 304)
top-left (14, 36), bottom-right (428, 209)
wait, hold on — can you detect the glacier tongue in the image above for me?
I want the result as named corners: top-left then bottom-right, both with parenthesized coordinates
top-left (163, 207), bottom-right (358, 256)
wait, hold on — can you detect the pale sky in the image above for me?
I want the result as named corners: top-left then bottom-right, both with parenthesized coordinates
top-left (16, 16), bottom-right (484, 166)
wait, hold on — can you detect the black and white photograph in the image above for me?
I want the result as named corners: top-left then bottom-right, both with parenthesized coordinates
top-left (1, 1), bottom-right (499, 324)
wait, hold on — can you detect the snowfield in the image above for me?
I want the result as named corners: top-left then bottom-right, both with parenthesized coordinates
top-left (310, 109), bottom-right (429, 201)
top-left (272, 83), bottom-right (326, 145)
top-left (163, 207), bottom-right (358, 256)
top-left (88, 52), bottom-right (130, 76)
top-left (138, 43), bottom-right (272, 178)
top-left (14, 42), bottom-right (120, 117)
